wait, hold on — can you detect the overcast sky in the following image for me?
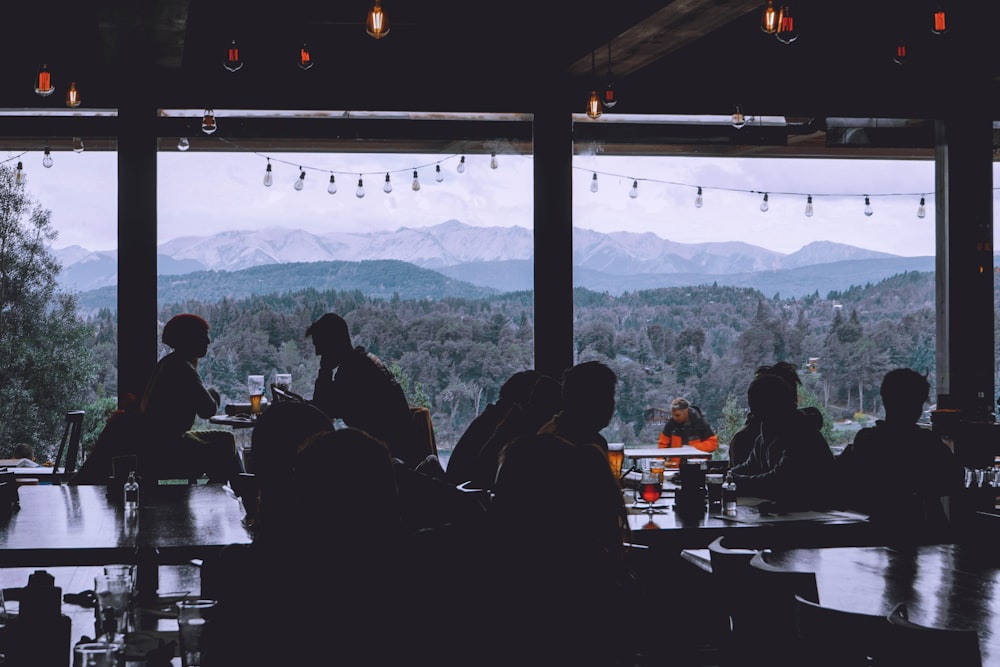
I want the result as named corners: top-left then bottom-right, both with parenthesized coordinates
top-left (14, 147), bottom-right (998, 257)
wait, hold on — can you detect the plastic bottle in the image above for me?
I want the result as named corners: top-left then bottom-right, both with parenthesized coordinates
top-left (722, 470), bottom-right (738, 515)
top-left (124, 470), bottom-right (139, 511)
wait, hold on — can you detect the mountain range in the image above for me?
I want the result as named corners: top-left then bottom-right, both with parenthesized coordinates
top-left (52, 220), bottom-right (936, 309)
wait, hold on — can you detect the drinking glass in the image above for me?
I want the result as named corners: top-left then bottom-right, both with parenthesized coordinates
top-left (638, 469), bottom-right (663, 515)
top-left (273, 373), bottom-right (291, 393)
top-left (74, 641), bottom-right (121, 667)
top-left (94, 574), bottom-right (131, 638)
top-left (177, 599), bottom-right (218, 667)
top-left (247, 375), bottom-right (265, 416)
top-left (607, 443), bottom-right (624, 479)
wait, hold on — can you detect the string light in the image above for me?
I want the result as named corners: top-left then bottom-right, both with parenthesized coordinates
top-left (299, 44), bottom-right (314, 70)
top-left (366, 0), bottom-right (389, 39)
top-left (490, 152), bottom-right (498, 170)
top-left (383, 173), bottom-right (392, 193)
top-left (931, 4), bottom-right (947, 35)
top-left (457, 156), bottom-right (465, 173)
top-left (775, 5), bottom-right (798, 44)
top-left (804, 195), bottom-right (814, 217)
top-left (695, 186), bottom-right (703, 208)
top-left (587, 90), bottom-right (602, 120)
top-left (411, 170), bottom-right (420, 191)
top-left (356, 176), bottom-right (366, 198)
top-left (864, 196), bottom-right (874, 216)
top-left (177, 137), bottom-right (191, 151)
top-left (761, 0), bottom-right (779, 34)
top-left (34, 64), bottom-right (54, 97)
top-left (731, 105), bottom-right (746, 129)
top-left (917, 196), bottom-right (926, 218)
top-left (224, 40), bottom-right (244, 72)
top-left (590, 172), bottom-right (599, 193)
top-left (435, 164), bottom-right (444, 182)
top-left (65, 82), bottom-right (81, 108)
top-left (72, 137), bottom-right (85, 153)
top-left (328, 174), bottom-right (337, 194)
top-left (263, 160), bottom-right (273, 187)
top-left (629, 180), bottom-right (638, 199)
top-left (15, 162), bottom-right (25, 185)
top-left (893, 40), bottom-right (909, 66)
top-left (602, 41), bottom-right (617, 109)
top-left (760, 193), bottom-right (769, 212)
top-left (201, 109), bottom-right (217, 135)
top-left (42, 148), bottom-right (53, 168)
top-left (294, 169), bottom-right (306, 191)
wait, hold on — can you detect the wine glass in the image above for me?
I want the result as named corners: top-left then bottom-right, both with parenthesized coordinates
top-left (639, 468), bottom-right (663, 514)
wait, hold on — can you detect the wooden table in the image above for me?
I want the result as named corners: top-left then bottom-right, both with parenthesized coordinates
top-left (0, 484), bottom-right (251, 596)
top-left (761, 542), bottom-right (1000, 665)
top-left (625, 446), bottom-right (712, 460)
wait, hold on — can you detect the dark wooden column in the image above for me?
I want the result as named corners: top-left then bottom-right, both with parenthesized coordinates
top-left (532, 104), bottom-right (575, 381)
top-left (934, 116), bottom-right (995, 421)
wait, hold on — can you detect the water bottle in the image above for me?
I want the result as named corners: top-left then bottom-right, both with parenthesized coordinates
top-left (124, 471), bottom-right (139, 511)
top-left (722, 470), bottom-right (738, 515)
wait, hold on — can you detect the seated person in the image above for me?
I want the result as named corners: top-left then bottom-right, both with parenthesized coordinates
top-left (11, 443), bottom-right (39, 466)
top-left (658, 396), bottom-right (718, 467)
top-left (730, 373), bottom-right (835, 510)
top-left (537, 360), bottom-right (617, 454)
top-left (836, 368), bottom-right (963, 534)
top-left (139, 314), bottom-right (243, 487)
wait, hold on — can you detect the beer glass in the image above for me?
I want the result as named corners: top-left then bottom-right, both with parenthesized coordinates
top-left (247, 375), bottom-right (265, 416)
top-left (607, 443), bottom-right (624, 479)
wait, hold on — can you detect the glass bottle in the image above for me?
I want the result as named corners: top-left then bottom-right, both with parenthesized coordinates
top-left (124, 471), bottom-right (139, 511)
top-left (722, 470), bottom-right (738, 515)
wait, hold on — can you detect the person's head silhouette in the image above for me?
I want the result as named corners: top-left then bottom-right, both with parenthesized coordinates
top-left (162, 314), bottom-right (211, 358)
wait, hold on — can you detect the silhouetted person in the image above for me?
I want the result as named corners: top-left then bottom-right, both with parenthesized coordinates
top-left (537, 360), bottom-right (617, 453)
top-left (139, 314), bottom-right (243, 487)
top-left (730, 373), bottom-right (835, 510)
top-left (445, 369), bottom-right (540, 485)
top-left (836, 368), bottom-right (962, 537)
top-left (729, 362), bottom-right (822, 467)
top-left (659, 396), bottom-right (718, 466)
top-left (12, 443), bottom-right (36, 462)
top-left (306, 312), bottom-right (420, 467)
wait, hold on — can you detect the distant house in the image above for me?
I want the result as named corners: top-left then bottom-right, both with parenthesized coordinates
top-left (806, 357), bottom-right (819, 373)
top-left (645, 407), bottom-right (671, 425)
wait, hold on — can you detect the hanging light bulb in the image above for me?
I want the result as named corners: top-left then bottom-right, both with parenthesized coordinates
top-left (435, 164), bottom-right (444, 182)
top-left (490, 152), bottom-right (498, 170)
top-left (224, 40), bottom-right (244, 72)
top-left (177, 137), bottom-right (190, 151)
top-left (15, 162), bottom-right (25, 185)
top-left (366, 0), bottom-right (390, 39)
top-left (42, 148), bottom-right (53, 169)
top-left (602, 41), bottom-right (617, 109)
top-left (931, 5), bottom-right (947, 35)
top-left (356, 176), bottom-right (366, 198)
top-left (695, 186), bottom-right (703, 208)
top-left (590, 173), bottom-right (599, 193)
top-left (298, 43), bottom-right (314, 70)
top-left (761, 0), bottom-right (779, 34)
top-left (72, 137), bottom-right (85, 153)
top-left (804, 195), bottom-right (814, 217)
top-left (201, 109), bottom-right (217, 135)
top-left (411, 170), bottom-right (420, 191)
top-left (760, 193), bottom-right (769, 212)
top-left (328, 174), bottom-right (337, 194)
top-left (629, 180), bottom-right (638, 199)
top-left (457, 156), bottom-right (465, 173)
top-left (383, 173), bottom-right (392, 193)
top-left (775, 5), bottom-right (798, 44)
top-left (864, 196), bottom-right (874, 217)
top-left (587, 90), bottom-right (602, 119)
top-left (731, 105), bottom-right (746, 129)
top-left (294, 169), bottom-right (306, 191)
top-left (892, 40), bottom-right (909, 65)
top-left (65, 82), bottom-right (81, 108)
top-left (34, 64), bottom-right (55, 96)
top-left (263, 160), bottom-right (273, 187)
top-left (917, 196), bottom-right (927, 218)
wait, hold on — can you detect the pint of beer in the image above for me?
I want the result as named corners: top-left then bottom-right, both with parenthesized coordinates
top-left (607, 442), bottom-right (625, 478)
top-left (248, 374), bottom-right (265, 415)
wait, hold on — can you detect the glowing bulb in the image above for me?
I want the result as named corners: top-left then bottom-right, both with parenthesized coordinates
top-left (864, 196), bottom-right (874, 217)
top-left (457, 156), bottom-right (465, 173)
top-left (263, 161), bottom-right (273, 187)
top-left (761, 0), bottom-right (779, 33)
top-left (72, 137), bottom-right (85, 153)
top-left (775, 5), bottom-right (798, 44)
top-left (731, 106), bottom-right (746, 129)
top-left (65, 82), bottom-right (81, 108)
top-left (760, 193), bottom-right (769, 212)
top-left (224, 40), bottom-right (244, 72)
top-left (177, 137), bottom-right (190, 151)
top-left (328, 175), bottom-right (337, 194)
top-left (366, 0), bottom-right (390, 39)
top-left (602, 82), bottom-right (617, 109)
top-left (804, 195), bottom-right (814, 217)
top-left (917, 196), bottom-right (926, 219)
top-left (383, 173), bottom-right (392, 193)
top-left (490, 152), bottom-right (498, 169)
top-left (629, 180), bottom-right (638, 199)
top-left (34, 64), bottom-right (54, 96)
top-left (15, 162), bottom-right (25, 185)
top-left (356, 176), bottom-right (365, 198)
top-left (299, 44), bottom-right (314, 70)
top-left (587, 90), bottom-right (602, 119)
top-left (411, 170), bottom-right (420, 191)
top-left (294, 169), bottom-right (306, 191)
top-left (893, 40), bottom-right (909, 66)
top-left (435, 164), bottom-right (444, 182)
top-left (201, 109), bottom-right (217, 135)
top-left (590, 173), bottom-right (599, 193)
top-left (932, 6), bottom-right (947, 35)
top-left (695, 186), bottom-right (703, 208)
top-left (42, 148), bottom-right (53, 168)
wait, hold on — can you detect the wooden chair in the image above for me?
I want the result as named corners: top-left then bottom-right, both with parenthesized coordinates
top-left (794, 594), bottom-right (896, 667)
top-left (886, 602), bottom-right (982, 667)
top-left (52, 410), bottom-right (84, 482)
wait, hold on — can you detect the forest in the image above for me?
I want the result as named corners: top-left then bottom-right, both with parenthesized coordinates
top-left (73, 268), bottom-right (947, 466)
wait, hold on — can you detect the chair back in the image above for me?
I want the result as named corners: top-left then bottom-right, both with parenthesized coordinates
top-left (794, 594), bottom-right (895, 667)
top-left (410, 406), bottom-right (438, 458)
top-left (53, 410), bottom-right (85, 477)
top-left (887, 603), bottom-right (982, 667)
